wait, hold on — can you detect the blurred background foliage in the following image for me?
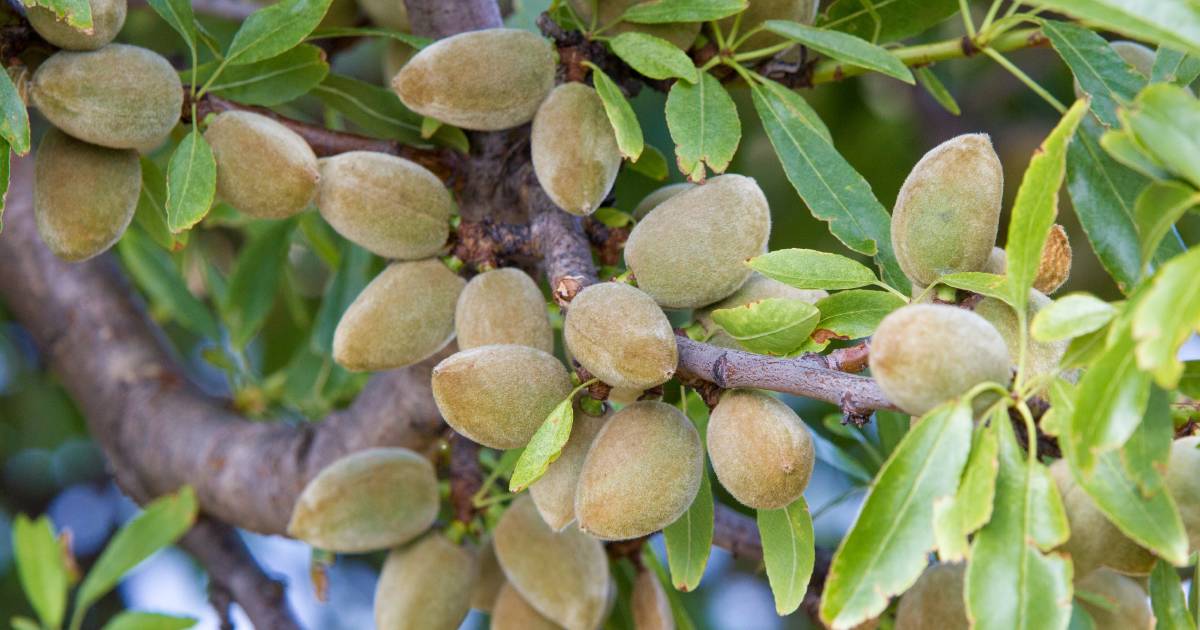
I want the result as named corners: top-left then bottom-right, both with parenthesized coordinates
top-left (3, 0), bottom-right (1197, 627)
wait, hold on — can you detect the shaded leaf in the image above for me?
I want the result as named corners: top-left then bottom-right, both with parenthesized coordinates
top-left (1043, 19), bottom-right (1145, 127)
top-left (1132, 246), bottom-right (1200, 388)
top-left (510, 397), bottom-right (574, 492)
top-left (711, 297), bottom-right (820, 355)
top-left (165, 128), bottom-right (217, 233)
top-left (665, 73), bottom-right (740, 181)
top-left (1068, 323), bottom-right (1152, 469)
top-left (190, 45), bottom-right (329, 107)
top-left (12, 515), bottom-right (67, 630)
top-left (1031, 293), bottom-right (1117, 342)
top-left (765, 20), bottom-right (913, 84)
top-left (621, 0), bottom-right (746, 23)
top-left (118, 229), bottom-right (220, 339)
top-left (587, 62), bottom-right (644, 160)
top-left (311, 239), bottom-right (371, 354)
top-left (311, 73), bottom-right (423, 141)
top-left (629, 144), bottom-right (668, 180)
top-left (1151, 46), bottom-right (1200, 86)
top-left (1134, 182), bottom-right (1200, 271)
top-left (223, 219), bottom-right (297, 348)
top-left (0, 65), bottom-right (30, 155)
top-left (915, 66), bottom-right (960, 116)
top-left (133, 158), bottom-right (184, 251)
top-left (1150, 558), bottom-right (1197, 630)
top-left (818, 0), bottom-right (958, 43)
top-left (225, 0), bottom-right (334, 66)
top-left (145, 0), bottom-right (197, 57)
top-left (758, 498), bottom-right (815, 615)
top-left (610, 32), bottom-right (699, 82)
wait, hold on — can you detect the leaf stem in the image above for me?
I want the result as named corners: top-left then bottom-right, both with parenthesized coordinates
top-left (732, 42), bottom-right (795, 62)
top-left (958, 0), bottom-right (978, 38)
top-left (873, 280), bottom-right (911, 302)
top-left (980, 0), bottom-right (1006, 35)
top-left (728, 24), bottom-right (765, 52)
top-left (710, 20), bottom-right (728, 51)
top-left (982, 47), bottom-right (1066, 113)
top-left (726, 11), bottom-right (745, 50)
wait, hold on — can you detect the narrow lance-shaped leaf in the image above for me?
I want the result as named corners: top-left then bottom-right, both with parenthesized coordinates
top-left (118, 228), bottom-right (220, 340)
top-left (764, 20), bottom-right (914, 84)
top-left (934, 420), bottom-right (1000, 562)
top-left (223, 219), bottom-right (297, 348)
top-left (1027, 0), bottom-right (1200, 58)
top-left (819, 400), bottom-right (973, 629)
top-left (1041, 19), bottom-right (1145, 127)
top-left (1121, 84), bottom-right (1200, 189)
top-left (1151, 46), bottom-right (1200, 86)
top-left (12, 515), bottom-right (68, 630)
top-left (308, 26), bottom-right (431, 49)
top-left (1132, 246), bottom-right (1200, 389)
top-left (23, 0), bottom-right (93, 30)
top-left (1067, 323), bottom-right (1152, 469)
top-left (818, 0), bottom-right (958, 44)
top-left (312, 239), bottom-right (372, 354)
top-left (225, 0), bottom-right (335, 66)
top-left (0, 64), bottom-right (30, 155)
top-left (750, 82), bottom-right (908, 292)
top-left (1121, 386), bottom-right (1173, 496)
top-left (965, 411), bottom-right (1072, 630)
top-left (662, 392), bottom-right (714, 592)
top-left (1005, 98), bottom-right (1089, 313)
top-left (753, 77), bottom-right (831, 142)
top-left (145, 0), bottom-right (197, 59)
top-left (1133, 181), bottom-right (1200, 270)
top-left (102, 611), bottom-right (198, 630)
top-left (510, 396), bottom-right (574, 492)
top-left (665, 73), bottom-right (740, 181)
top-left (585, 62), bottom-right (644, 160)
top-left (1030, 293), bottom-right (1117, 343)
top-left (165, 128), bottom-right (217, 233)
top-left (915, 66), bottom-right (961, 116)
top-left (758, 497), bottom-right (815, 615)
top-left (188, 45), bottom-right (330, 107)
top-left (0, 141), bottom-right (10, 233)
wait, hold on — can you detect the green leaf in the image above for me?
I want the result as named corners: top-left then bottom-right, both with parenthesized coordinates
top-left (610, 33), bottom-right (699, 82)
top-left (1031, 293), bottom-right (1117, 342)
top-left (1151, 558), bottom-right (1197, 630)
top-left (764, 20), bottom-right (913, 84)
top-left (145, 0), bottom-right (197, 57)
top-left (1133, 247), bottom-right (1200, 388)
top-left (754, 77), bottom-right (831, 142)
top-left (938, 272), bottom-right (1011, 302)
top-left (0, 141), bottom-right (10, 233)
top-left (1005, 99), bottom-right (1089, 313)
top-left (643, 547), bottom-right (699, 630)
top-left (965, 415), bottom-right (1072, 630)
top-left (12, 515), bottom-right (67, 630)
top-left (1068, 324), bottom-right (1152, 469)
top-left (225, 0), bottom-right (334, 66)
top-left (757, 498), bottom-right (815, 615)
top-left (933, 419), bottom-right (1000, 562)
top-left (819, 400), bottom-right (973, 629)
top-left (132, 158), bottom-right (182, 252)
top-left (747, 249), bottom-right (879, 292)
top-left (11, 617), bottom-right (41, 630)
top-left (1133, 181), bottom-right (1200, 270)
top-left (102, 611), bottom-right (197, 630)
top-left (1042, 20), bottom-right (1145, 127)
top-left (165, 128), bottom-right (216, 234)
top-left (509, 397), bottom-right (575, 492)
top-left (1121, 386), bottom-right (1172, 496)
top-left (311, 73), bottom-right (425, 144)
top-left (0, 65), bottom-right (30, 155)
top-left (1152, 47), bottom-right (1200, 86)
top-left (223, 219), bottom-right (296, 348)
top-left (118, 229), bottom-right (220, 339)
top-left (915, 66), bottom-right (961, 116)
top-left (190, 45), bottom-right (329, 107)
top-left (621, 0), bottom-right (746, 23)
top-left (818, 0), bottom-right (958, 43)
top-left (73, 488), bottom-right (199, 630)
top-left (711, 297), bottom-right (820, 355)
top-left (308, 26), bottom-right (431, 49)
top-left (1099, 127), bottom-right (1172, 180)
top-left (22, 0), bottom-right (92, 30)
top-left (1122, 83), bottom-right (1200, 189)
top-left (663, 470), bottom-right (713, 592)
top-left (1066, 118), bottom-right (1146, 292)
top-left (1027, 0), bottom-right (1200, 58)
top-left (812, 289), bottom-right (905, 340)
top-left (665, 73), bottom-right (740, 181)
top-left (629, 144), bottom-right (668, 180)
top-left (311, 240), bottom-right (371, 354)
top-left (586, 63), bottom-right (645, 160)
top-left (750, 83), bottom-right (908, 292)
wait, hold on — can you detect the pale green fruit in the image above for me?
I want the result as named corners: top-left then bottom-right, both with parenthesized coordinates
top-left (575, 401), bottom-right (704, 540)
top-left (205, 111), bottom-right (319, 220)
top-left (708, 390), bottom-right (814, 509)
top-left (530, 406), bottom-right (610, 531)
top-left (375, 533), bottom-right (475, 630)
top-left (431, 344), bottom-right (572, 449)
top-left (494, 495), bottom-right (610, 630)
top-left (631, 569), bottom-right (674, 630)
top-left (632, 182), bottom-right (694, 219)
top-left (317, 151), bottom-right (452, 260)
top-left (717, 0), bottom-right (820, 51)
top-left (1050, 460), bottom-right (1155, 577)
top-left (470, 537), bottom-right (506, 612)
top-left (393, 29), bottom-right (556, 131)
top-left (287, 448), bottom-right (438, 553)
top-left (32, 44), bottom-right (183, 150)
top-left (359, 0), bottom-right (409, 30)
top-left (455, 268), bottom-right (553, 353)
top-left (492, 583), bottom-right (563, 630)
top-left (868, 304), bottom-right (1011, 416)
top-left (891, 134), bottom-right (1003, 286)
top-left (27, 0), bottom-right (125, 50)
top-left (894, 563), bottom-right (968, 630)
top-left (563, 282), bottom-right (678, 390)
top-left (1165, 436), bottom-right (1200, 552)
top-left (34, 128), bottom-right (139, 262)
top-left (333, 260), bottom-right (464, 371)
top-left (1076, 568), bottom-right (1154, 630)
top-left (974, 291), bottom-right (1067, 385)
top-left (568, 0), bottom-right (701, 49)
top-left (532, 83), bottom-right (621, 216)
top-left (625, 174), bottom-right (771, 308)
top-left (696, 272), bottom-right (827, 349)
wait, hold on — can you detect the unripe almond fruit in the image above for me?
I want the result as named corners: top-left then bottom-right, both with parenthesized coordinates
top-left (205, 111), bottom-right (319, 220)
top-left (1076, 568), bottom-right (1154, 630)
top-left (431, 344), bottom-right (572, 449)
top-left (894, 563), bottom-right (968, 630)
top-left (632, 182), bottom-right (694, 219)
top-left (494, 495), bottom-right (610, 630)
top-left (1049, 460), bottom-right (1154, 577)
top-left (392, 28), bottom-right (556, 131)
top-left (625, 174), bottom-right (771, 308)
top-left (317, 151), bottom-right (452, 260)
top-left (34, 128), bottom-right (139, 262)
top-left (1165, 436), bottom-right (1200, 552)
top-left (974, 291), bottom-right (1067, 385)
top-left (27, 0), bottom-right (126, 50)
top-left (563, 282), bottom-right (678, 390)
top-left (359, 0), bottom-right (409, 30)
top-left (575, 401), bottom-right (704, 540)
top-left (532, 83), bottom-right (621, 216)
top-left (333, 259), bottom-right (464, 371)
top-left (696, 273), bottom-right (827, 349)
top-left (890, 134), bottom-right (1003, 286)
top-left (708, 390), bottom-right (814, 509)
top-left (455, 268), bottom-right (553, 353)
top-left (631, 568), bottom-right (674, 630)
top-left (375, 533), bottom-right (476, 630)
top-left (492, 583), bottom-right (562, 630)
top-left (530, 405), bottom-right (611, 531)
top-left (287, 448), bottom-right (437, 553)
top-left (868, 304), bottom-right (1011, 416)
top-left (567, 0), bottom-right (701, 49)
top-left (470, 537), bottom-right (505, 612)
top-left (717, 0), bottom-right (819, 51)
top-left (32, 44), bottom-right (183, 150)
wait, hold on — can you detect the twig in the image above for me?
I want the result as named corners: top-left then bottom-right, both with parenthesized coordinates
top-left (180, 519), bottom-right (299, 630)
top-left (403, 0), bottom-right (502, 39)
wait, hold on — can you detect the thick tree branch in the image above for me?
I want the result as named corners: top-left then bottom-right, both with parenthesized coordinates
top-left (403, 0), bottom-right (502, 39)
